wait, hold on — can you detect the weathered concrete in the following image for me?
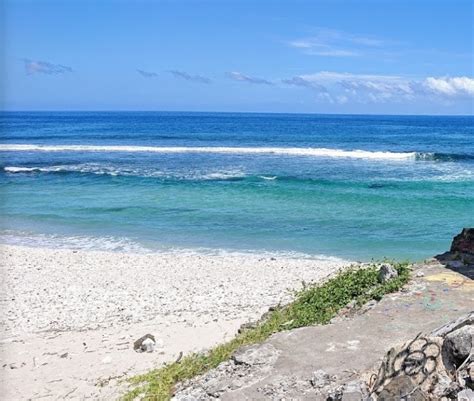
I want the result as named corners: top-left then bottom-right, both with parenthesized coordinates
top-left (174, 259), bottom-right (474, 400)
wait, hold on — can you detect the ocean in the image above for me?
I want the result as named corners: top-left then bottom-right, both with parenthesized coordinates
top-left (1, 112), bottom-right (473, 261)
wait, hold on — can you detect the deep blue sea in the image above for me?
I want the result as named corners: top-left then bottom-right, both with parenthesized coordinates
top-left (1, 112), bottom-right (473, 261)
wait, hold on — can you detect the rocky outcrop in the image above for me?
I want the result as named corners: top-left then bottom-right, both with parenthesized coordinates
top-left (451, 228), bottom-right (474, 254)
top-left (172, 311), bottom-right (474, 401)
top-left (171, 243), bottom-right (473, 401)
top-left (377, 263), bottom-right (398, 283)
top-left (172, 343), bottom-right (283, 400)
top-left (309, 313), bottom-right (473, 400)
top-left (443, 325), bottom-right (473, 369)
top-left (368, 312), bottom-right (473, 400)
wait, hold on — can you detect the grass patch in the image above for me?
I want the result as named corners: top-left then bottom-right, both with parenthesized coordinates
top-left (123, 262), bottom-right (410, 401)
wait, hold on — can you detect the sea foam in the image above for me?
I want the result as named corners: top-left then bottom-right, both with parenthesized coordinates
top-left (2, 164), bottom-right (248, 180)
top-left (4, 166), bottom-right (40, 173)
top-left (0, 144), bottom-right (417, 160)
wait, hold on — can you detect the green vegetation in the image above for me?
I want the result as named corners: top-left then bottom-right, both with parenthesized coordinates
top-left (123, 262), bottom-right (410, 401)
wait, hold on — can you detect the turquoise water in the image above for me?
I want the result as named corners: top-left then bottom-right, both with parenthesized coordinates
top-left (1, 112), bottom-right (473, 261)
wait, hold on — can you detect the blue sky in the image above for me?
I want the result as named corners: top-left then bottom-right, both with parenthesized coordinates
top-left (3, 0), bottom-right (473, 114)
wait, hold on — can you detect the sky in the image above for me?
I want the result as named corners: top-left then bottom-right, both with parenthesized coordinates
top-left (2, 0), bottom-right (474, 114)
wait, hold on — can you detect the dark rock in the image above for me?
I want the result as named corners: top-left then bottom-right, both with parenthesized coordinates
top-left (370, 316), bottom-right (473, 400)
top-left (133, 333), bottom-right (156, 353)
top-left (372, 335), bottom-right (444, 398)
top-left (326, 385), bottom-right (344, 401)
top-left (432, 373), bottom-right (461, 399)
top-left (448, 260), bottom-right (466, 269)
top-left (450, 228), bottom-right (474, 254)
top-left (376, 375), bottom-right (426, 400)
top-left (442, 326), bottom-right (473, 368)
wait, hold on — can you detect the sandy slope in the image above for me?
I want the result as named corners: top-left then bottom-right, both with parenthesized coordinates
top-left (0, 245), bottom-right (347, 400)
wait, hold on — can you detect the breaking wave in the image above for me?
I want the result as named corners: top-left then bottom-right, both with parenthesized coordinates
top-left (4, 164), bottom-right (473, 182)
top-left (2, 165), bottom-right (249, 181)
top-left (414, 152), bottom-right (474, 162)
top-left (0, 144), bottom-right (418, 160)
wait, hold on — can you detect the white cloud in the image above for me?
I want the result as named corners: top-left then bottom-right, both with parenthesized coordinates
top-left (169, 70), bottom-right (211, 84)
top-left (281, 76), bottom-right (327, 91)
top-left (294, 72), bottom-right (414, 100)
top-left (137, 69), bottom-right (158, 78)
top-left (24, 59), bottom-right (72, 75)
top-left (287, 28), bottom-right (384, 57)
top-left (423, 76), bottom-right (474, 96)
top-left (227, 71), bottom-right (273, 85)
top-left (283, 71), bottom-right (474, 104)
top-left (288, 40), bottom-right (314, 49)
top-left (297, 71), bottom-right (403, 84)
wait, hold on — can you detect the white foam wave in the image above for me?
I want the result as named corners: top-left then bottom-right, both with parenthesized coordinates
top-left (4, 165), bottom-right (121, 175)
top-left (0, 230), bottom-right (352, 265)
top-left (0, 230), bottom-right (350, 263)
top-left (0, 232), bottom-right (151, 253)
top-left (3, 164), bottom-right (249, 181)
top-left (5, 164), bottom-right (473, 182)
top-left (427, 164), bottom-right (474, 182)
top-left (4, 167), bottom-right (39, 173)
top-left (198, 171), bottom-right (247, 180)
top-left (0, 144), bottom-right (417, 160)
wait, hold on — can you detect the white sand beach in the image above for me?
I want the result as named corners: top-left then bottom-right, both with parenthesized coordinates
top-left (0, 245), bottom-right (348, 400)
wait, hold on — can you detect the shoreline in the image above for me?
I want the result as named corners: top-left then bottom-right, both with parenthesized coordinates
top-left (0, 232), bottom-right (349, 261)
top-left (0, 244), bottom-right (348, 399)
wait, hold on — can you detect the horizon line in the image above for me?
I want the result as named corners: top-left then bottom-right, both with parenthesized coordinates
top-left (1, 110), bottom-right (473, 117)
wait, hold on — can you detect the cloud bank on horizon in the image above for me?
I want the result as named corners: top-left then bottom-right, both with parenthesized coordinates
top-left (23, 57), bottom-right (473, 105)
top-left (282, 72), bottom-right (474, 104)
